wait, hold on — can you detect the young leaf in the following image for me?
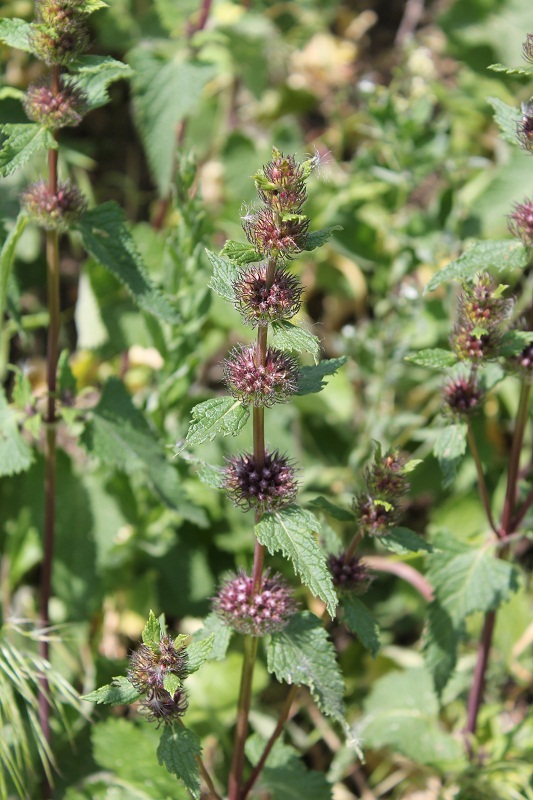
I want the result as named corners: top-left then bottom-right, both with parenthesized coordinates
top-left (423, 601), bottom-right (460, 696)
top-left (142, 610), bottom-right (161, 652)
top-left (0, 19), bottom-right (34, 52)
top-left (433, 422), bottom-right (467, 485)
top-left (157, 725), bottom-right (202, 800)
top-left (271, 320), bottom-right (321, 363)
top-left (68, 55), bottom-right (133, 110)
top-left (184, 396), bottom-right (249, 447)
top-left (297, 357), bottom-right (348, 394)
top-left (0, 389), bottom-right (34, 477)
top-left (191, 614), bottom-right (232, 661)
top-left (379, 527), bottom-right (433, 554)
top-left (0, 124), bottom-right (57, 178)
top-left (205, 249), bottom-right (239, 302)
top-left (0, 213), bottom-right (28, 328)
top-left (81, 676), bottom-right (141, 705)
top-left (341, 596), bottom-right (380, 658)
top-left (186, 634), bottom-right (215, 674)
top-left (308, 496), bottom-right (355, 522)
top-left (404, 348), bottom-right (457, 369)
top-left (425, 240), bottom-right (528, 294)
top-left (303, 225), bottom-right (342, 251)
top-left (220, 240), bottom-right (261, 265)
top-left (267, 611), bottom-right (345, 723)
top-left (129, 47), bottom-right (216, 196)
top-left (255, 505), bottom-right (337, 617)
top-left (488, 63), bottom-right (533, 76)
top-left (487, 97), bottom-right (522, 145)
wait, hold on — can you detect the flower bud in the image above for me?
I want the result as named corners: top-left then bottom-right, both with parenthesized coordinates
top-left (23, 80), bottom-right (85, 129)
top-left (450, 276), bottom-right (510, 363)
top-left (213, 569), bottom-right (297, 636)
top-left (127, 635), bottom-right (189, 725)
top-left (254, 149), bottom-right (307, 213)
top-left (355, 494), bottom-right (399, 536)
top-left (224, 450), bottom-right (298, 513)
top-left (509, 198), bottom-right (533, 246)
top-left (233, 263), bottom-right (303, 327)
top-left (328, 552), bottom-right (371, 594)
top-left (20, 180), bottom-right (87, 231)
top-left (242, 207), bottom-right (309, 260)
top-left (140, 686), bottom-right (188, 726)
top-left (517, 101), bottom-right (533, 154)
top-left (223, 344), bottom-right (299, 407)
top-left (365, 449), bottom-right (410, 500)
top-left (30, 20), bottom-right (90, 65)
top-left (443, 375), bottom-right (482, 416)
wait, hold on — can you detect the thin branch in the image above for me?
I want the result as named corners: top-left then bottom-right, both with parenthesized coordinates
top-left (466, 420), bottom-right (499, 535)
top-left (500, 381), bottom-right (531, 535)
top-left (363, 555), bottom-right (433, 602)
top-left (464, 609), bottom-right (496, 749)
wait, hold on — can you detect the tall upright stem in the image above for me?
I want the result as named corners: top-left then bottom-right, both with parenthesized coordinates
top-left (39, 64), bottom-right (61, 766)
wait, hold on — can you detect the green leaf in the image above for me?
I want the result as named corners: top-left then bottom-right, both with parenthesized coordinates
top-left (184, 396), bottom-right (249, 447)
top-left (129, 47), bottom-right (216, 196)
top-left (205, 249), bottom-right (239, 302)
top-left (297, 357), bottom-right (348, 393)
top-left (81, 378), bottom-right (203, 522)
top-left (423, 602), bottom-right (460, 696)
top-left (191, 614), bottom-right (232, 661)
top-left (425, 240), bottom-right (528, 294)
top-left (0, 124), bottom-right (57, 177)
top-left (81, 676), bottom-right (140, 705)
top-left (75, 202), bottom-right (180, 324)
top-left (380, 527), bottom-right (433, 554)
top-left (404, 348), bottom-right (457, 369)
top-left (220, 240), bottom-right (261, 265)
top-left (255, 505), bottom-right (337, 617)
top-left (270, 320), bottom-right (320, 363)
top-left (142, 610), bottom-right (161, 652)
top-left (499, 330), bottom-right (533, 357)
top-left (0, 19), bottom-right (34, 52)
top-left (68, 55), bottom-right (133, 110)
top-left (83, 0), bottom-right (109, 12)
top-left (427, 536), bottom-right (520, 627)
top-left (58, 350), bottom-right (77, 398)
top-left (0, 213), bottom-right (28, 328)
top-left (303, 225), bottom-right (342, 251)
top-left (157, 725), bottom-right (202, 800)
top-left (267, 611), bottom-right (345, 722)
top-left (186, 635), bottom-right (214, 674)
top-left (488, 63), bottom-right (533, 76)
top-left (359, 668), bottom-right (464, 767)
top-left (487, 97), bottom-right (522, 145)
top-left (434, 422), bottom-right (467, 485)
top-left (341, 596), bottom-right (380, 657)
top-left (308, 496), bottom-right (355, 522)
top-left (261, 761), bottom-right (333, 800)
top-left (163, 673), bottom-right (182, 695)
top-left (0, 389), bottom-right (34, 477)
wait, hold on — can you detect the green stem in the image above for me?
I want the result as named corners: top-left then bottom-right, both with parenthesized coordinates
top-left (227, 636), bottom-right (259, 800)
top-left (466, 420), bottom-right (498, 535)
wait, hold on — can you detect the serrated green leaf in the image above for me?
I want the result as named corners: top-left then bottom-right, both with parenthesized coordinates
top-left (359, 668), bottom-right (464, 767)
top-left (308, 496), bottom-right (354, 522)
top-left (423, 602), bottom-right (459, 696)
top-left (142, 610), bottom-right (161, 651)
top-left (0, 389), bottom-right (34, 477)
top-left (68, 55), bottom-right (132, 110)
top-left (81, 676), bottom-right (140, 705)
top-left (83, 0), bottom-right (109, 12)
top-left (0, 19), bottom-right (34, 52)
top-left (81, 378), bottom-right (204, 523)
top-left (405, 348), bottom-right (457, 369)
top-left (341, 596), bottom-right (380, 657)
top-left (487, 97), bottom-right (522, 145)
top-left (184, 396), bottom-right (249, 447)
top-left (425, 240), bottom-right (528, 294)
top-left (261, 761), bottom-right (333, 800)
top-left (303, 225), bottom-right (342, 251)
top-left (75, 202), bottom-right (180, 324)
top-left (0, 213), bottom-right (28, 329)
top-left (220, 240), bottom-right (261, 265)
top-left (270, 320), bottom-right (320, 363)
top-left (129, 47), bottom-right (216, 196)
top-left (255, 505), bottom-right (337, 616)
top-left (427, 538), bottom-right (520, 626)
top-left (163, 673), bottom-right (182, 695)
top-left (191, 614), bottom-right (232, 661)
top-left (499, 330), bottom-right (533, 357)
top-left (267, 611), bottom-right (344, 722)
top-left (380, 527), bottom-right (433, 554)
top-left (297, 357), bottom-right (347, 393)
top-left (186, 635), bottom-right (214, 674)
top-left (488, 63), bottom-right (533, 76)
top-left (205, 249), bottom-right (239, 302)
top-left (434, 422), bottom-right (467, 485)
top-left (0, 124), bottom-right (57, 178)
top-left (157, 725), bottom-right (201, 800)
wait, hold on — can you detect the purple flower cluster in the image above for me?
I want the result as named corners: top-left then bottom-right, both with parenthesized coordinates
top-left (355, 448), bottom-right (410, 536)
top-left (450, 275), bottom-right (510, 363)
top-left (443, 374), bottom-right (482, 416)
top-left (233, 263), bottom-right (302, 327)
top-left (23, 81), bottom-right (84, 130)
top-left (127, 635), bottom-right (189, 726)
top-left (31, 0), bottom-right (91, 65)
top-left (213, 570), bottom-right (297, 636)
top-left (20, 180), bottom-right (87, 232)
top-left (328, 552), bottom-right (371, 594)
top-left (224, 345), bottom-right (299, 407)
top-left (224, 450), bottom-right (298, 513)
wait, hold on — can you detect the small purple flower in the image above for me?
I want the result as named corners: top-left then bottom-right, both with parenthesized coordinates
top-left (224, 345), bottom-right (299, 407)
top-left (242, 207), bottom-right (309, 260)
top-left (23, 80), bottom-right (85, 129)
top-left (20, 180), bottom-right (87, 232)
top-left (328, 552), bottom-right (371, 594)
top-left (233, 263), bottom-right (303, 327)
top-left (443, 375), bottom-right (482, 416)
top-left (224, 450), bottom-right (298, 513)
top-left (509, 198), bottom-right (533, 245)
top-left (213, 569), bottom-right (297, 636)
